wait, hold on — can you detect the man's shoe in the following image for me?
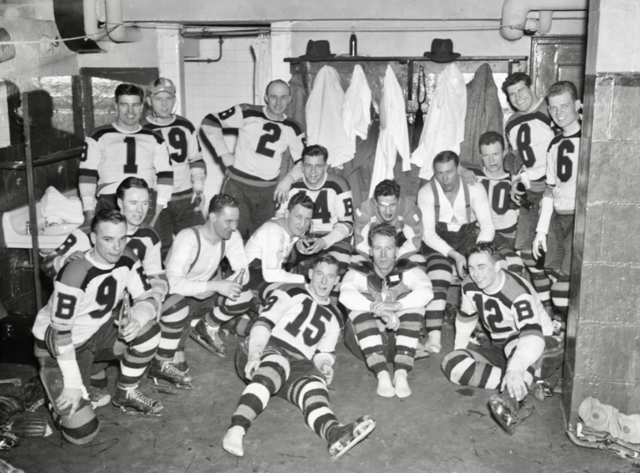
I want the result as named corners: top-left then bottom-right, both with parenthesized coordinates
top-left (148, 360), bottom-right (193, 389)
top-left (112, 386), bottom-right (163, 416)
top-left (190, 319), bottom-right (226, 357)
top-left (327, 415), bottom-right (376, 461)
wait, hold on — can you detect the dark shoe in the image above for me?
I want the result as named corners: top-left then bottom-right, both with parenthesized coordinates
top-left (148, 360), bottom-right (193, 389)
top-left (191, 319), bottom-right (226, 357)
top-left (112, 386), bottom-right (163, 416)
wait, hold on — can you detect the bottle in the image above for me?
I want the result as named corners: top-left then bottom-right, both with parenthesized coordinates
top-left (349, 27), bottom-right (357, 56)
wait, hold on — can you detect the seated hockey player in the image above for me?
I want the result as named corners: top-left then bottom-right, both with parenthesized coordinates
top-left (276, 144), bottom-right (354, 276)
top-left (352, 179), bottom-right (426, 271)
top-left (441, 242), bottom-right (562, 434)
top-left (340, 223), bottom-right (433, 398)
top-left (475, 131), bottom-right (524, 274)
top-left (32, 210), bottom-right (163, 445)
top-left (42, 177), bottom-right (192, 389)
top-left (242, 192), bottom-right (314, 301)
top-left (222, 254), bottom-right (376, 460)
top-left (165, 193), bottom-right (251, 361)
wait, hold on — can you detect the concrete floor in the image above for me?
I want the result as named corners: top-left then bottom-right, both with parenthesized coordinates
top-left (0, 324), bottom-right (635, 473)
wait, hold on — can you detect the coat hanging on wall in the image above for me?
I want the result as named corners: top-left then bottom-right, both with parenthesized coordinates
top-left (458, 63), bottom-right (504, 170)
top-left (342, 64), bottom-right (372, 163)
top-left (411, 66), bottom-right (426, 152)
top-left (411, 63), bottom-right (467, 180)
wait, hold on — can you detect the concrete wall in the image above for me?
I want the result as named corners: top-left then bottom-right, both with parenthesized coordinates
top-left (566, 0), bottom-right (640, 420)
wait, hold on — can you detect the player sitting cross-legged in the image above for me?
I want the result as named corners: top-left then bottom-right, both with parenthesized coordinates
top-left (222, 255), bottom-right (376, 460)
top-left (441, 242), bottom-right (563, 434)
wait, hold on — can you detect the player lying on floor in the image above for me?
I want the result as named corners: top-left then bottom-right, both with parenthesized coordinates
top-left (441, 242), bottom-right (563, 434)
top-left (222, 255), bottom-right (376, 460)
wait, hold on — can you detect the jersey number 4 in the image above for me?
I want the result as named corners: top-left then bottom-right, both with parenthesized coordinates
top-left (256, 123), bottom-right (282, 158)
top-left (284, 298), bottom-right (331, 345)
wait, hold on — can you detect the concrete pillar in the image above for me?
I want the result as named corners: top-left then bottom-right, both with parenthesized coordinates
top-left (564, 0), bottom-right (640, 421)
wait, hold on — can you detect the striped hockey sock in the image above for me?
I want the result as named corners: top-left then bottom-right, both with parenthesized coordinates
top-left (286, 376), bottom-right (339, 439)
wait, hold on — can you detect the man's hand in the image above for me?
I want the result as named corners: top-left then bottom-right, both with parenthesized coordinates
top-left (502, 370), bottom-right (528, 401)
top-left (245, 353), bottom-right (262, 380)
top-left (273, 175), bottom-right (294, 204)
top-left (120, 317), bottom-right (143, 342)
top-left (212, 280), bottom-right (242, 300)
top-left (56, 387), bottom-right (83, 417)
top-left (379, 310), bottom-right (400, 331)
top-left (149, 204), bottom-right (164, 227)
top-left (220, 152), bottom-right (236, 168)
top-left (371, 301), bottom-right (402, 316)
top-left (318, 363), bottom-right (334, 385)
top-left (459, 166), bottom-right (478, 185)
top-left (191, 190), bottom-right (205, 213)
top-left (295, 239), bottom-right (313, 255)
top-left (452, 252), bottom-right (467, 279)
top-left (532, 232), bottom-right (547, 260)
top-left (510, 181), bottom-right (525, 205)
top-left (304, 238), bottom-right (327, 255)
top-left (80, 210), bottom-right (95, 232)
top-left (66, 251), bottom-right (86, 263)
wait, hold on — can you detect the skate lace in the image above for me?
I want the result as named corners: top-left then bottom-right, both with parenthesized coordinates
top-left (127, 388), bottom-right (155, 408)
top-left (161, 361), bottom-right (185, 377)
top-left (204, 324), bottom-right (224, 347)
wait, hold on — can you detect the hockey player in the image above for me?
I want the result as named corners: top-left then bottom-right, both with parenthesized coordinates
top-left (532, 81), bottom-right (582, 319)
top-left (352, 179), bottom-right (425, 270)
top-left (222, 255), bottom-right (376, 460)
top-left (503, 72), bottom-right (556, 311)
top-left (165, 193), bottom-right (251, 360)
top-left (32, 210), bottom-right (163, 445)
top-left (441, 242), bottom-right (560, 434)
top-left (201, 79), bottom-right (305, 239)
top-left (417, 150), bottom-right (495, 354)
top-left (143, 78), bottom-right (206, 259)
top-left (42, 178), bottom-right (192, 389)
top-left (340, 223), bottom-right (433, 398)
top-left (475, 131), bottom-right (524, 274)
top-left (79, 83), bottom-right (173, 228)
top-left (277, 144), bottom-right (354, 274)
top-left (242, 192), bottom-right (314, 300)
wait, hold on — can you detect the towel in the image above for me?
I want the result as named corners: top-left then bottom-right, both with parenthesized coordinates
top-left (342, 65), bottom-right (372, 160)
top-left (411, 63), bottom-right (467, 180)
top-left (369, 65), bottom-right (410, 197)
top-left (41, 186), bottom-right (84, 226)
top-left (306, 65), bottom-right (353, 167)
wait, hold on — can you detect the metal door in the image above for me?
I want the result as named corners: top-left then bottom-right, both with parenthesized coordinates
top-left (531, 36), bottom-right (586, 99)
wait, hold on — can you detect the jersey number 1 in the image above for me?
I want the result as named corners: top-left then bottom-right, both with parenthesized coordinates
top-left (123, 137), bottom-right (138, 174)
top-left (284, 298), bottom-right (331, 345)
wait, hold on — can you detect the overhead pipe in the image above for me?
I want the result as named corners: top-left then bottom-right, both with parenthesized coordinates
top-left (500, 0), bottom-right (588, 41)
top-left (84, 0), bottom-right (141, 47)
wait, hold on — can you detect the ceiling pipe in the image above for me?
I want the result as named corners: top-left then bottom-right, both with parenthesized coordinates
top-left (500, 0), bottom-right (588, 41)
top-left (84, 0), bottom-right (141, 47)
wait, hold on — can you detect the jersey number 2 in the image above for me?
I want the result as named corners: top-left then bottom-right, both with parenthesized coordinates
top-left (473, 295), bottom-right (511, 334)
top-left (256, 123), bottom-right (282, 158)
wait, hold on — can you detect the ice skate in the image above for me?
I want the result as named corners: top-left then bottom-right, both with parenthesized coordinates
top-left (148, 360), bottom-right (193, 389)
top-left (488, 394), bottom-right (535, 435)
top-left (190, 319), bottom-right (226, 357)
top-left (112, 386), bottom-right (163, 417)
top-left (327, 415), bottom-right (376, 461)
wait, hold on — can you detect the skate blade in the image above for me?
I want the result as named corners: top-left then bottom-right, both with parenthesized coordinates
top-left (190, 334), bottom-right (226, 358)
top-left (150, 377), bottom-right (193, 390)
top-left (330, 417), bottom-right (376, 461)
top-left (114, 405), bottom-right (163, 417)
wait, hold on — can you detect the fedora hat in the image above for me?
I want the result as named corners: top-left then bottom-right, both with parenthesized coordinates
top-left (423, 38), bottom-right (461, 63)
top-left (298, 40), bottom-right (336, 61)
